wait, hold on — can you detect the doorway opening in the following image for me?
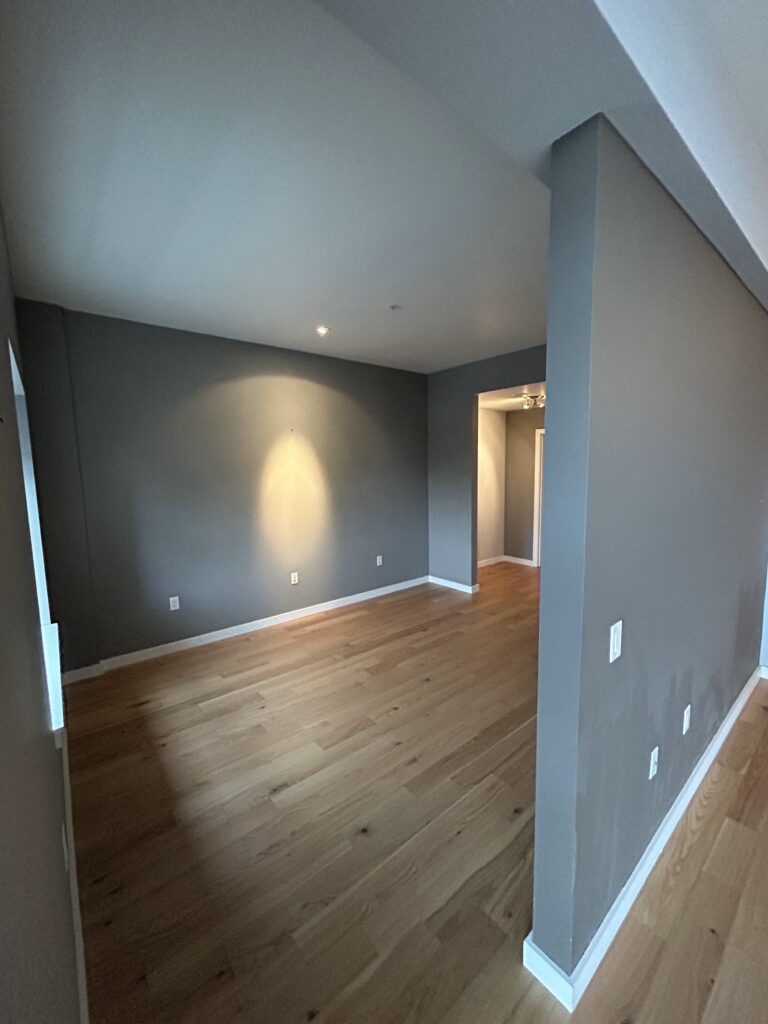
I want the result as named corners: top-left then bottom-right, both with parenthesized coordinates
top-left (476, 383), bottom-right (546, 585)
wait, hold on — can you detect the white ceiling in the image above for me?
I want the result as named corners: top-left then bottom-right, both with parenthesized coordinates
top-left (479, 383), bottom-right (546, 412)
top-left (701, 0), bottom-right (768, 161)
top-left (1, 1), bottom-right (765, 376)
top-left (320, 0), bottom-right (768, 313)
top-left (593, 0), bottom-right (768, 275)
top-left (0, 0), bottom-right (548, 374)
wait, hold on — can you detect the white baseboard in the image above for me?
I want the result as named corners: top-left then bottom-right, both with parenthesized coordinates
top-left (63, 576), bottom-right (434, 682)
top-left (524, 663), bottom-right (767, 1011)
top-left (426, 575), bottom-right (479, 594)
top-left (477, 555), bottom-right (537, 568)
top-left (63, 663), bottom-right (104, 683)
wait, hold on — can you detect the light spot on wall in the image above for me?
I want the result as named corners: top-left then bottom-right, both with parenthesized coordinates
top-left (258, 429), bottom-right (330, 564)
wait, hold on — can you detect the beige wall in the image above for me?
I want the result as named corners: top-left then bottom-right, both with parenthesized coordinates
top-left (477, 408), bottom-right (506, 561)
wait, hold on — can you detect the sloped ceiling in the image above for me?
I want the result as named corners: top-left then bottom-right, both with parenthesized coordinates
top-left (1, 0), bottom-right (765, 375)
top-left (320, 0), bottom-right (768, 313)
top-left (0, 0), bottom-right (548, 373)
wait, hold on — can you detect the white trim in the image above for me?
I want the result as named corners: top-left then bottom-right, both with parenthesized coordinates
top-left (426, 575), bottom-right (479, 594)
top-left (9, 340), bottom-right (64, 730)
top-left (523, 939), bottom-right (575, 1011)
top-left (477, 556), bottom-right (507, 567)
top-left (63, 577), bottom-right (431, 682)
top-left (61, 730), bottom-right (90, 1023)
top-left (63, 663), bottom-right (104, 684)
top-left (532, 427), bottom-right (545, 568)
top-left (524, 663), bottom-right (767, 1011)
top-left (477, 555), bottom-right (537, 568)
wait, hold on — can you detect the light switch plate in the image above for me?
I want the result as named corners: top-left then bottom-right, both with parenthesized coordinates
top-left (609, 620), bottom-right (623, 663)
top-left (376, 554), bottom-right (383, 566)
top-left (683, 704), bottom-right (691, 735)
top-left (649, 746), bottom-right (659, 780)
top-left (169, 596), bottom-right (180, 611)
top-left (290, 571), bottom-right (299, 585)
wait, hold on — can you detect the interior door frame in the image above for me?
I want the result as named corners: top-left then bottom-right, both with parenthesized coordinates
top-left (532, 427), bottom-right (545, 567)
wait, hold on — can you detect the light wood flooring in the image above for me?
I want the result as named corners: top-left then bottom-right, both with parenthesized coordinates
top-left (66, 563), bottom-right (768, 1023)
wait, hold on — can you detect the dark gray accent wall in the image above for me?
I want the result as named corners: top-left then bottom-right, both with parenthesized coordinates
top-left (427, 347), bottom-right (546, 587)
top-left (504, 407), bottom-right (545, 561)
top-left (18, 304), bottom-right (429, 669)
top-left (15, 303), bottom-right (98, 672)
top-left (533, 117), bottom-right (768, 973)
top-left (0, 245), bottom-right (80, 1015)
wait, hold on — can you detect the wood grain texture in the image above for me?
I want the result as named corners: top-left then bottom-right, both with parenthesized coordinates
top-left (66, 565), bottom-right (768, 1023)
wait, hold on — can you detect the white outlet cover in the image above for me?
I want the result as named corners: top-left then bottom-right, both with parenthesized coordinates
top-left (683, 704), bottom-right (691, 735)
top-left (169, 596), bottom-right (180, 611)
top-left (376, 554), bottom-right (383, 566)
top-left (649, 745), bottom-right (659, 780)
top-left (609, 620), bottom-right (623, 663)
top-left (290, 571), bottom-right (299, 585)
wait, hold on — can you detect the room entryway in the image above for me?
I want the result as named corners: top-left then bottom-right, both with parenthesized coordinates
top-left (476, 383), bottom-right (546, 582)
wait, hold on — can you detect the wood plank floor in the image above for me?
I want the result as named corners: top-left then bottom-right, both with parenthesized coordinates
top-left (66, 564), bottom-right (768, 1023)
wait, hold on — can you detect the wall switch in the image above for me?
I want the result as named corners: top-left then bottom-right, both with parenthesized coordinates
top-left (376, 554), bottom-right (383, 566)
top-left (169, 596), bottom-right (180, 611)
top-left (683, 704), bottom-right (691, 735)
top-left (290, 571), bottom-right (299, 585)
top-left (609, 620), bottom-right (623, 663)
top-left (649, 746), bottom-right (659, 780)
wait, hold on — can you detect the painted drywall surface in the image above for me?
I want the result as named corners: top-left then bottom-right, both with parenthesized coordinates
top-left (15, 302), bottom-right (99, 670)
top-left (476, 409), bottom-right (506, 561)
top-left (533, 117), bottom-right (768, 973)
top-left (18, 303), bottom-right (429, 667)
top-left (504, 407), bottom-right (545, 561)
top-left (531, 118), bottom-right (599, 971)
top-left (0, 253), bottom-right (80, 1015)
top-left (427, 347), bottom-right (546, 587)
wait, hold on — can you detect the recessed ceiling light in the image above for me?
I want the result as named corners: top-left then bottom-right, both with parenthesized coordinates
top-left (315, 325), bottom-right (330, 336)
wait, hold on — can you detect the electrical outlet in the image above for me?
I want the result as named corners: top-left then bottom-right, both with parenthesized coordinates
top-left (376, 554), bottom-right (383, 566)
top-left (169, 595), bottom-right (180, 611)
top-left (609, 620), bottom-right (623, 663)
top-left (683, 703), bottom-right (691, 735)
top-left (290, 571), bottom-right (299, 585)
top-left (649, 745), bottom-right (659, 780)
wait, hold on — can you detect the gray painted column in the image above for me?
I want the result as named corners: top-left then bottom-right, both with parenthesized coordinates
top-left (531, 117), bottom-right (600, 970)
top-left (532, 114), bottom-right (768, 975)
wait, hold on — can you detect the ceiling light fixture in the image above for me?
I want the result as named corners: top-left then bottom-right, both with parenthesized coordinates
top-left (315, 325), bottom-right (330, 337)
top-left (522, 394), bottom-right (546, 410)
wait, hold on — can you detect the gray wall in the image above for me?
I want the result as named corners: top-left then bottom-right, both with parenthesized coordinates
top-left (427, 347), bottom-right (546, 587)
top-left (0, 242), bottom-right (80, 1015)
top-left (533, 117), bottom-right (768, 973)
top-left (18, 303), bottom-right (429, 669)
top-left (505, 407), bottom-right (545, 561)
